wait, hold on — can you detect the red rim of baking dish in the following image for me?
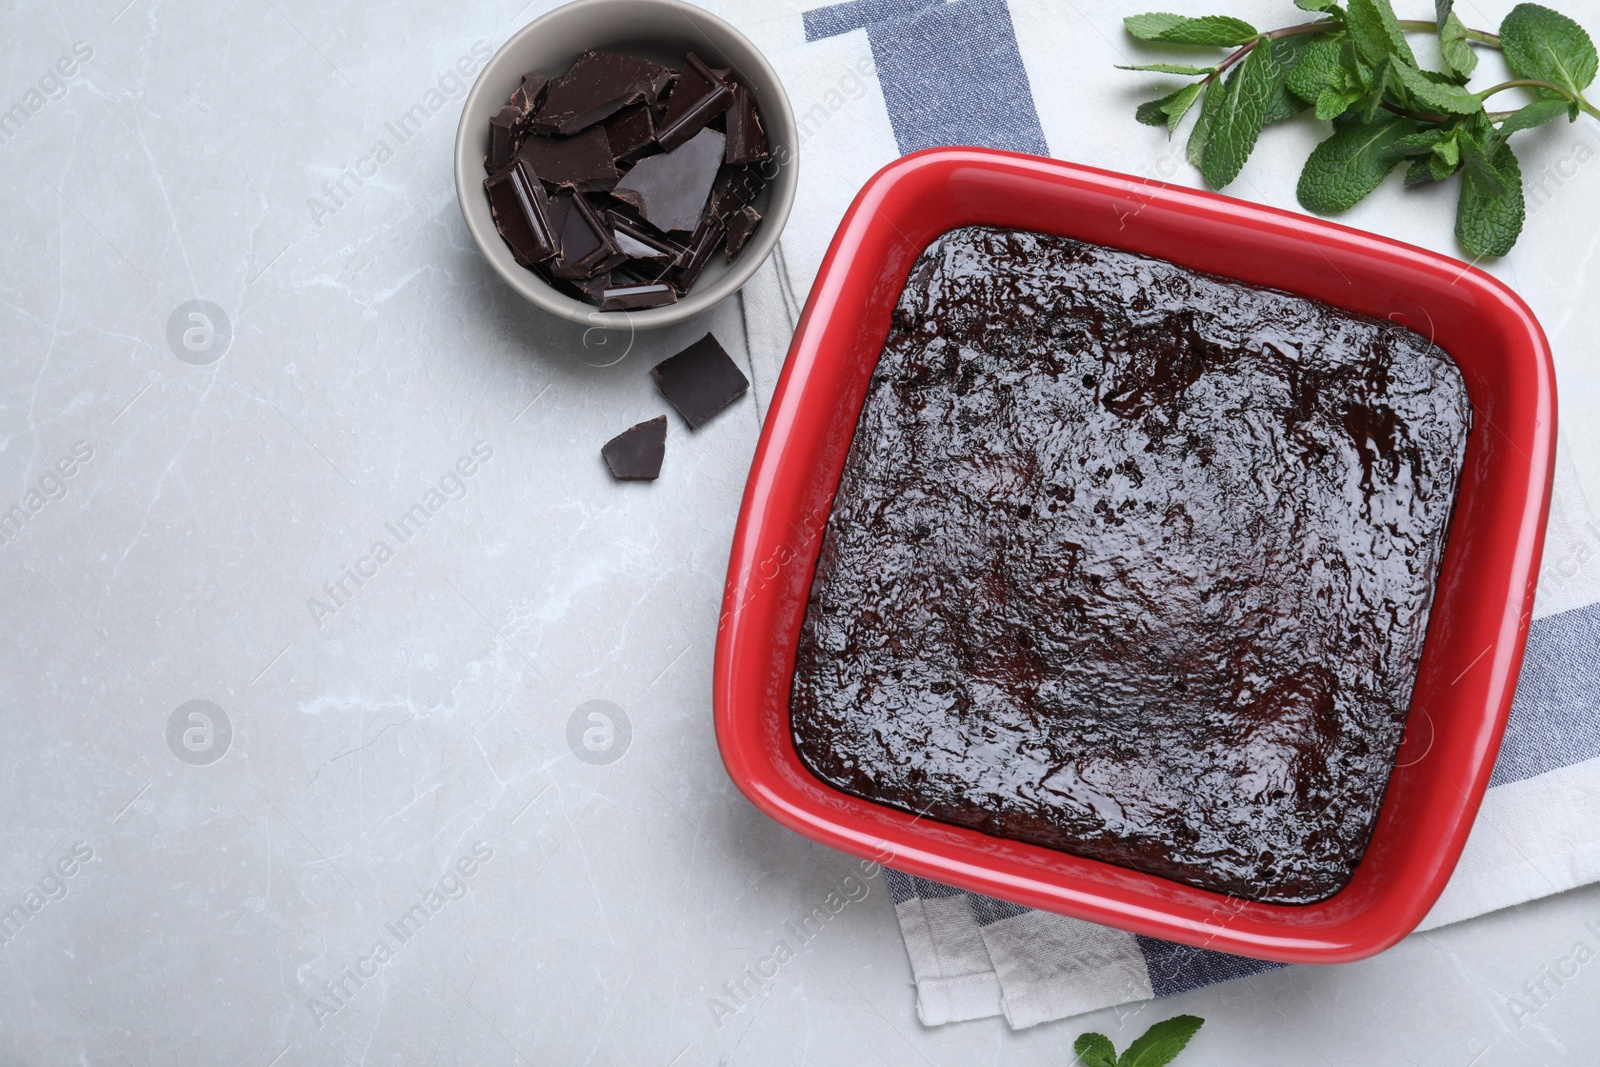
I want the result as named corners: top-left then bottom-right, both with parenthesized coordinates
top-left (712, 146), bottom-right (1556, 965)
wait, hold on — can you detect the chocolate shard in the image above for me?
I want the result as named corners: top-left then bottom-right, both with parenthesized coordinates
top-left (667, 216), bottom-right (727, 293)
top-left (517, 126), bottom-right (619, 192)
top-left (706, 164), bottom-right (766, 221)
top-left (484, 157), bottom-right (559, 265)
top-left (534, 51), bottom-right (673, 135)
top-left (652, 333), bottom-right (748, 429)
top-left (486, 105), bottom-right (522, 174)
top-left (554, 271), bottom-right (612, 304)
top-left (603, 104), bottom-right (656, 162)
top-left (612, 128), bottom-right (726, 233)
top-left (723, 85), bottom-right (768, 164)
top-left (510, 71), bottom-right (550, 117)
top-left (655, 53), bottom-right (735, 152)
top-left (548, 193), bottom-right (623, 279)
top-left (600, 281), bottom-right (678, 311)
top-left (724, 204), bottom-right (762, 260)
top-left (608, 211), bottom-right (689, 261)
top-left (601, 415), bottom-right (667, 480)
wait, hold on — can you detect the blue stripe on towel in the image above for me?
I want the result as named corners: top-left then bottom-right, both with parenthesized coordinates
top-left (803, 0), bottom-right (945, 40)
top-left (1490, 599), bottom-right (1600, 787)
top-left (1135, 936), bottom-right (1288, 996)
top-left (803, 0), bottom-right (1049, 157)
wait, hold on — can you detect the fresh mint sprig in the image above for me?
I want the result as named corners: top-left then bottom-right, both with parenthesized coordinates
top-left (1075, 1014), bottom-right (1206, 1067)
top-left (1121, 0), bottom-right (1600, 256)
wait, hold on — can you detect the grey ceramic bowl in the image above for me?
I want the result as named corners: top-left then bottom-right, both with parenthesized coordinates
top-left (454, 0), bottom-right (797, 328)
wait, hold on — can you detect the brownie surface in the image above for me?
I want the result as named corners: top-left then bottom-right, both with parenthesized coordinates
top-left (789, 227), bottom-right (1472, 904)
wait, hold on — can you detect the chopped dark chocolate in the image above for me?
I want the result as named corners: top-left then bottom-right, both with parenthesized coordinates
top-left (615, 230), bottom-right (671, 260)
top-left (651, 333), bottom-right (748, 429)
top-left (667, 217), bottom-right (727, 293)
top-left (608, 211), bottom-right (689, 261)
top-left (517, 127), bottom-right (619, 192)
top-left (555, 271), bottom-right (612, 304)
top-left (724, 204), bottom-right (762, 260)
top-left (603, 104), bottom-right (656, 161)
top-left (483, 158), bottom-right (558, 265)
top-left (548, 193), bottom-right (623, 279)
top-left (612, 128), bottom-right (726, 233)
top-left (600, 281), bottom-right (678, 310)
top-left (486, 105), bottom-right (522, 173)
top-left (601, 415), bottom-right (667, 480)
top-left (706, 164), bottom-right (766, 221)
top-left (535, 51), bottom-right (673, 135)
top-left (510, 71), bottom-right (550, 117)
top-left (724, 85), bottom-right (769, 164)
top-left (486, 50), bottom-right (774, 309)
top-left (656, 53), bottom-right (735, 152)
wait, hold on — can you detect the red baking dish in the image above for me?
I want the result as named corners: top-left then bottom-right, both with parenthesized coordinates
top-left (712, 147), bottom-right (1556, 964)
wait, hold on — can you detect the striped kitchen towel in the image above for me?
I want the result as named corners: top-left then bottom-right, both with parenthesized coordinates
top-left (729, 0), bottom-right (1600, 1029)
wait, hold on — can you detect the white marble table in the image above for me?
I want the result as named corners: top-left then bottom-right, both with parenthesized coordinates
top-left (3, 0), bottom-right (1598, 1062)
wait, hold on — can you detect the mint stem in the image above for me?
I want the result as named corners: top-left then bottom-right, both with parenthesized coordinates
top-left (1200, 21), bottom-right (1335, 88)
top-left (1395, 18), bottom-right (1502, 46)
top-left (1198, 16), bottom-right (1502, 92)
top-left (1475, 77), bottom-right (1600, 119)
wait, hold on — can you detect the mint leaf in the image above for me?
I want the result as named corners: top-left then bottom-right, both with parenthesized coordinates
top-left (1187, 82), bottom-right (1216, 166)
top-left (1460, 138), bottom-right (1510, 195)
top-left (1359, 55), bottom-right (1397, 123)
top-left (1119, 63), bottom-right (1218, 74)
top-left (1494, 98), bottom-right (1572, 143)
top-left (1137, 81), bottom-right (1208, 132)
top-left (1296, 0), bottom-right (1343, 10)
top-left (1457, 141), bottom-right (1525, 257)
top-left (1125, 12), bottom-right (1260, 45)
top-left (1345, 0), bottom-right (1418, 65)
top-left (1075, 1032), bottom-right (1119, 1067)
top-left (1390, 127), bottom-right (1450, 153)
top-left (1197, 38), bottom-right (1279, 187)
top-left (1316, 85), bottom-right (1363, 118)
top-left (1297, 114), bottom-right (1416, 211)
top-left (1434, 133), bottom-right (1462, 167)
top-left (1118, 1015), bottom-right (1206, 1067)
top-left (1405, 157), bottom-right (1437, 183)
top-left (1500, 3), bottom-right (1598, 105)
top-left (1439, 12), bottom-right (1480, 78)
top-left (1264, 35), bottom-right (1317, 121)
top-left (1286, 37), bottom-right (1346, 101)
top-left (1391, 59), bottom-right (1485, 113)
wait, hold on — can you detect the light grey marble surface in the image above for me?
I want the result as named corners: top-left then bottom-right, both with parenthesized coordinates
top-left (3, 0), bottom-right (1599, 1064)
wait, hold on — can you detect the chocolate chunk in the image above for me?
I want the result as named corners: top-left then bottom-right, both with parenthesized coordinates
top-left (483, 157), bottom-right (558, 265)
top-left (486, 105), bottom-right (522, 173)
top-left (517, 126), bottom-right (618, 192)
top-left (548, 193), bottom-right (623, 279)
top-left (667, 216), bottom-right (727, 293)
top-left (551, 271), bottom-right (611, 304)
top-left (651, 333), bottom-right (748, 429)
top-left (600, 281), bottom-right (678, 310)
top-left (603, 104), bottom-right (656, 161)
top-left (706, 164), bottom-right (766, 221)
top-left (612, 128), bottom-right (726, 233)
top-left (510, 71), bottom-right (550, 117)
top-left (724, 205), bottom-right (762, 260)
top-left (608, 211), bottom-right (688, 261)
top-left (723, 85), bottom-right (768, 164)
top-left (535, 51), bottom-right (673, 135)
top-left (655, 53), bottom-right (735, 152)
top-left (615, 230), bottom-right (670, 259)
top-left (601, 415), bottom-right (667, 480)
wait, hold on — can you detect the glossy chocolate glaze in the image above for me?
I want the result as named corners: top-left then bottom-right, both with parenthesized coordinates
top-left (790, 227), bottom-right (1471, 904)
